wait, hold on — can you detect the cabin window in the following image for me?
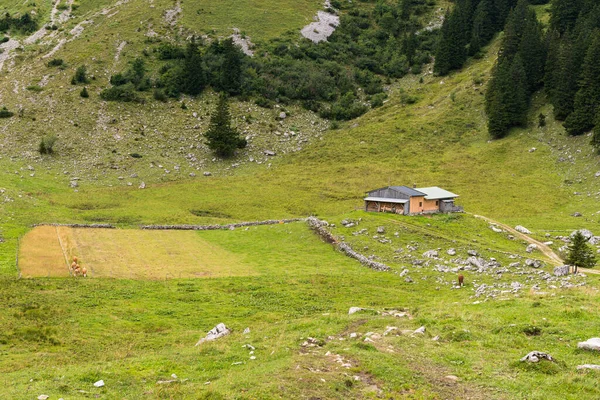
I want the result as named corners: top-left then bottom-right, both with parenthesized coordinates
top-left (436, 200), bottom-right (439, 206)
top-left (419, 202), bottom-right (422, 207)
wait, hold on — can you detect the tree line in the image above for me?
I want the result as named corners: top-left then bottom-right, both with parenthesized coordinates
top-left (98, 0), bottom-right (441, 121)
top-left (435, 0), bottom-right (600, 151)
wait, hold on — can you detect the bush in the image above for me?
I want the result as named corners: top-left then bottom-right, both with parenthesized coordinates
top-left (80, 87), bottom-right (89, 98)
top-left (0, 107), bottom-right (14, 118)
top-left (100, 83), bottom-right (142, 102)
top-left (26, 85), bottom-right (43, 92)
top-left (370, 92), bottom-right (387, 108)
top-left (47, 58), bottom-right (64, 67)
top-left (39, 135), bottom-right (57, 154)
top-left (153, 88), bottom-right (168, 102)
top-left (71, 65), bottom-right (89, 84)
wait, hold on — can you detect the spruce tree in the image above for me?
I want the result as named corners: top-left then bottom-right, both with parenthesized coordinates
top-left (564, 31), bottom-right (600, 136)
top-left (182, 38), bottom-right (205, 96)
top-left (220, 39), bottom-right (244, 94)
top-left (551, 37), bottom-right (578, 120)
top-left (566, 231), bottom-right (597, 272)
top-left (550, 0), bottom-right (583, 35)
top-left (469, 0), bottom-right (496, 55)
top-left (205, 93), bottom-right (247, 158)
top-left (518, 18), bottom-right (546, 93)
top-left (434, 8), bottom-right (467, 75)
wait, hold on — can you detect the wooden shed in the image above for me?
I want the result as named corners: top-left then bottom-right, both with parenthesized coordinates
top-left (364, 186), bottom-right (462, 215)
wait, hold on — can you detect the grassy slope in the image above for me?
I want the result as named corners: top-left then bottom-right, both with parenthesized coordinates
top-left (0, 1), bottom-right (600, 398)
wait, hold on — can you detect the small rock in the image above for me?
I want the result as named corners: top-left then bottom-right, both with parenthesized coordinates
top-left (348, 307), bottom-right (365, 315)
top-left (467, 250), bottom-right (478, 256)
top-left (139, 182), bottom-right (146, 189)
top-left (70, 180), bottom-right (78, 188)
top-left (595, 171), bottom-right (600, 178)
top-left (203, 172), bottom-right (212, 176)
top-left (515, 225), bottom-right (532, 234)
top-left (577, 364), bottom-right (600, 370)
top-left (529, 147), bottom-right (537, 153)
top-left (377, 226), bottom-right (385, 234)
top-left (243, 327), bottom-right (250, 334)
top-left (38, 396), bottom-right (49, 400)
top-left (279, 112), bottom-right (286, 119)
top-left (264, 150), bottom-right (276, 156)
top-left (526, 244), bottom-right (538, 253)
top-left (413, 326), bottom-right (426, 334)
top-left (447, 248), bottom-right (456, 256)
top-left (554, 265), bottom-right (570, 276)
top-left (578, 338), bottom-right (600, 351)
top-left (525, 259), bottom-right (543, 268)
top-left (195, 323), bottom-right (231, 346)
top-left (444, 375), bottom-right (459, 382)
top-left (93, 380), bottom-right (105, 387)
top-left (189, 172), bottom-right (196, 177)
top-left (423, 250), bottom-right (439, 258)
top-left (520, 351), bottom-right (553, 363)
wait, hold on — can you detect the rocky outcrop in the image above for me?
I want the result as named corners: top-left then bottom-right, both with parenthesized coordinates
top-left (195, 323), bottom-right (231, 346)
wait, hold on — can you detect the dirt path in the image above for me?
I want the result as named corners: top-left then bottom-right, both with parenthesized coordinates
top-left (471, 214), bottom-right (564, 266)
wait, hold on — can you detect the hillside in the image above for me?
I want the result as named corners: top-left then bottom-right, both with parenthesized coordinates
top-left (0, 0), bottom-right (600, 398)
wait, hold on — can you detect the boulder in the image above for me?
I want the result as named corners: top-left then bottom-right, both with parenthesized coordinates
top-left (520, 351), bottom-right (553, 363)
top-left (467, 249), bottom-right (478, 256)
top-left (70, 180), bottom-right (78, 188)
top-left (467, 256), bottom-right (485, 269)
top-left (515, 225), bottom-right (532, 234)
top-left (526, 244), bottom-right (538, 253)
top-left (447, 248), bottom-right (456, 256)
top-left (553, 265), bottom-right (570, 276)
top-left (264, 150), bottom-right (276, 156)
top-left (38, 396), bottom-right (49, 400)
top-left (578, 338), bottom-right (600, 352)
top-left (413, 326), bottom-right (426, 334)
top-left (348, 307), bottom-right (365, 315)
top-left (589, 236), bottom-right (600, 245)
top-left (195, 323), bottom-right (231, 346)
top-left (376, 226), bottom-right (385, 234)
top-left (423, 250), bottom-right (439, 258)
top-left (525, 259), bottom-right (543, 268)
top-left (279, 112), bottom-right (286, 120)
top-left (572, 212), bottom-right (583, 217)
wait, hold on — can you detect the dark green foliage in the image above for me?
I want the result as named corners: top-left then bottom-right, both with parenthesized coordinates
top-left (71, 65), bottom-right (89, 85)
top-left (0, 106), bottom-right (14, 118)
top-left (0, 12), bottom-right (38, 34)
top-left (434, 10), bottom-right (467, 75)
top-left (538, 113), bottom-right (546, 127)
top-left (566, 231), bottom-right (597, 272)
top-left (592, 110), bottom-right (600, 152)
top-left (550, 0), bottom-right (583, 34)
top-left (320, 92), bottom-right (368, 121)
top-left (80, 87), bottom-right (89, 98)
top-left (564, 32), bottom-right (600, 135)
top-left (470, 0), bottom-right (497, 55)
top-left (153, 89), bottom-right (168, 102)
top-left (38, 135), bottom-right (57, 155)
top-left (205, 94), bottom-right (247, 158)
top-left (156, 43), bottom-right (185, 60)
top-left (47, 58), bottom-right (64, 67)
top-left (100, 83), bottom-right (142, 102)
top-left (485, 55), bottom-right (529, 138)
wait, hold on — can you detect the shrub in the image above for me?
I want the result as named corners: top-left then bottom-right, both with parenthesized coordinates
top-left (80, 87), bottom-right (89, 98)
top-left (71, 65), bottom-right (89, 84)
top-left (26, 85), bottom-right (43, 92)
top-left (100, 83), bottom-right (142, 102)
top-left (47, 58), bottom-right (64, 67)
top-left (153, 88), bottom-right (168, 102)
top-left (370, 92), bottom-right (387, 108)
top-left (39, 135), bottom-right (57, 154)
top-left (0, 107), bottom-right (14, 118)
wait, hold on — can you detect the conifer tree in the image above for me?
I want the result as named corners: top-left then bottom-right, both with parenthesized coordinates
top-left (550, 37), bottom-right (578, 120)
top-left (434, 8), bottom-right (467, 75)
top-left (564, 31), bottom-right (600, 135)
top-left (469, 0), bottom-right (497, 55)
top-left (550, 0), bottom-right (583, 35)
top-left (518, 18), bottom-right (546, 93)
top-left (220, 39), bottom-right (244, 94)
top-left (182, 38), bottom-right (205, 96)
top-left (205, 93), bottom-right (247, 158)
top-left (566, 231), bottom-right (597, 273)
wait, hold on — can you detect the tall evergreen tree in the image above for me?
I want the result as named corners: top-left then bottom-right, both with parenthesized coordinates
top-left (550, 37), bottom-right (579, 120)
top-left (566, 231), bottom-right (597, 273)
top-left (205, 93), bottom-right (247, 158)
top-left (434, 8), bottom-right (467, 75)
top-left (564, 31), bottom-right (600, 135)
top-left (182, 38), bottom-right (205, 96)
top-left (518, 18), bottom-right (546, 93)
top-left (469, 0), bottom-right (497, 55)
top-left (219, 39), bottom-right (244, 94)
top-left (550, 0), bottom-right (583, 34)
top-left (500, 0), bottom-right (538, 63)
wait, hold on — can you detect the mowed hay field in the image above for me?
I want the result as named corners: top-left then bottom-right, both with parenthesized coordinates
top-left (18, 226), bottom-right (255, 279)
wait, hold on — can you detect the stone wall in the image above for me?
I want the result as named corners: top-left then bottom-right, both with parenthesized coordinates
top-left (141, 218), bottom-right (306, 231)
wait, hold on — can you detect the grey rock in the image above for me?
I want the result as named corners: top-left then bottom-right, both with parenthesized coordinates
top-left (348, 307), bottom-right (365, 315)
top-left (404, 276), bottom-right (413, 283)
top-left (589, 236), bottom-right (600, 245)
top-left (423, 250), bottom-right (439, 258)
top-left (578, 338), bottom-right (600, 351)
top-left (572, 212), bottom-right (583, 217)
top-left (571, 229), bottom-right (594, 240)
top-left (376, 226), bottom-right (385, 234)
top-left (413, 326), bottom-right (426, 334)
top-left (195, 323), bottom-right (231, 346)
top-left (510, 281), bottom-right (524, 291)
top-left (243, 327), bottom-right (250, 334)
top-left (264, 150), bottom-right (276, 156)
top-left (521, 351), bottom-right (553, 363)
top-left (554, 265), bottom-right (570, 276)
top-left (139, 182), bottom-right (146, 189)
top-left (38, 396), bottom-right (49, 400)
top-left (526, 244), bottom-right (538, 253)
top-left (515, 225), bottom-right (532, 234)
top-left (467, 250), bottom-right (478, 256)
top-left (93, 380), bottom-right (105, 387)
top-left (70, 180), bottom-right (78, 188)
top-left (203, 172), bottom-right (212, 176)
top-left (490, 225), bottom-right (503, 233)
top-left (279, 112), bottom-right (287, 119)
top-left (525, 259), bottom-right (543, 268)
top-left (595, 171), bottom-right (600, 178)
top-left (447, 248), bottom-right (456, 256)
top-left (467, 256), bottom-right (485, 269)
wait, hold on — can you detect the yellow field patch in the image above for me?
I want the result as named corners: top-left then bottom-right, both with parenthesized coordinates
top-left (18, 227), bottom-right (255, 279)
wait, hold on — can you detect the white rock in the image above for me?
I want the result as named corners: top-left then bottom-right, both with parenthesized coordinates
top-left (577, 364), bottom-right (600, 370)
top-left (520, 351), bottom-right (553, 363)
top-left (38, 396), bottom-right (49, 400)
top-left (348, 307), bottom-right (364, 315)
top-left (243, 327), bottom-right (250, 334)
top-left (571, 229), bottom-right (594, 240)
top-left (195, 323), bottom-right (231, 346)
top-left (554, 265), bottom-right (570, 276)
top-left (413, 326), bottom-right (426, 334)
top-left (447, 248), bottom-right (456, 256)
top-left (515, 225), bottom-right (532, 234)
top-left (423, 250), bottom-right (438, 258)
top-left (93, 380), bottom-right (105, 387)
top-left (526, 244), bottom-right (538, 253)
top-left (578, 338), bottom-right (600, 351)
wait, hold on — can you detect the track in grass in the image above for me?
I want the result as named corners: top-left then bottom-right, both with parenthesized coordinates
top-left (18, 226), bottom-right (255, 279)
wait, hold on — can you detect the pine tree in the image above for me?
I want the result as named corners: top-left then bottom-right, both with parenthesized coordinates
top-left (220, 39), bottom-right (244, 94)
top-left (469, 0), bottom-right (497, 55)
top-left (550, 0), bottom-right (583, 35)
top-left (205, 93), bottom-right (247, 158)
top-left (518, 18), bottom-right (546, 93)
top-left (566, 231), bottom-right (597, 272)
top-left (182, 38), bottom-right (205, 96)
top-left (551, 37), bottom-right (578, 120)
top-left (500, 0), bottom-right (538, 63)
top-left (564, 31), bottom-right (600, 136)
top-left (434, 8), bottom-right (467, 75)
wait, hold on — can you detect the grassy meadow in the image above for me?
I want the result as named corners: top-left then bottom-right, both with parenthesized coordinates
top-left (0, 0), bottom-right (599, 398)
